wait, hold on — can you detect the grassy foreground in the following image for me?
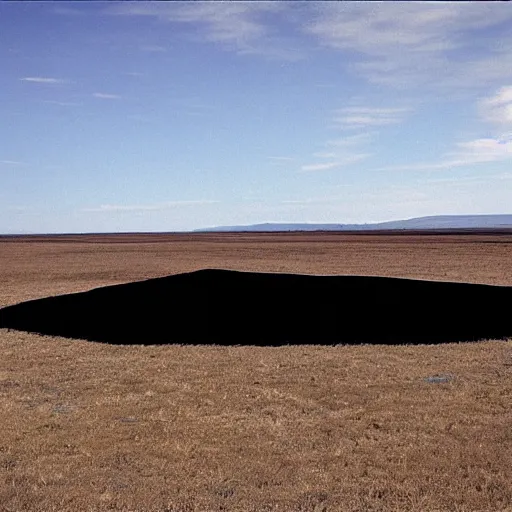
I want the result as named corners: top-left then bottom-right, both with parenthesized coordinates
top-left (0, 232), bottom-right (511, 511)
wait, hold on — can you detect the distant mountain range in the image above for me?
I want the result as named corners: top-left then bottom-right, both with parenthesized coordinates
top-left (196, 215), bottom-right (512, 232)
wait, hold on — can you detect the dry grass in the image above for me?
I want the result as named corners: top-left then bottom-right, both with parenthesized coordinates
top-left (0, 232), bottom-right (511, 511)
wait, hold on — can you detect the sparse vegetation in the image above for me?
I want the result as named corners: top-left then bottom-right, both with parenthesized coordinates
top-left (0, 232), bottom-right (511, 511)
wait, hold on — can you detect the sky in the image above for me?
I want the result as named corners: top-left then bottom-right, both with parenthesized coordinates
top-left (1, 1), bottom-right (512, 233)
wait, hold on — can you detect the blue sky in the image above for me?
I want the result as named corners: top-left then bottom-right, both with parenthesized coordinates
top-left (1, 2), bottom-right (512, 233)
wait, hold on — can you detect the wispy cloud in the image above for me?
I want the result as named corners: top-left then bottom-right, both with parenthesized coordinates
top-left (373, 135), bottom-right (512, 173)
top-left (53, 5), bottom-right (87, 17)
top-left (300, 123), bottom-right (375, 173)
top-left (20, 77), bottom-right (66, 84)
top-left (267, 156), bottom-right (295, 162)
top-left (333, 107), bottom-right (410, 129)
top-left (372, 86), bottom-right (512, 172)
top-left (375, 143), bottom-right (512, 175)
top-left (281, 195), bottom-right (346, 206)
top-left (326, 133), bottom-right (374, 148)
top-left (305, 3), bottom-right (512, 89)
top-left (479, 86), bottom-right (512, 126)
top-left (140, 45), bottom-right (167, 53)
top-left (1, 160), bottom-right (24, 166)
top-left (44, 100), bottom-right (81, 107)
top-left (6, 206), bottom-right (29, 215)
top-left (106, 2), bottom-right (303, 61)
top-left (300, 105), bottom-right (406, 173)
top-left (452, 137), bottom-right (512, 165)
top-left (312, 152), bottom-right (337, 159)
top-left (301, 154), bottom-right (368, 172)
top-left (93, 93), bottom-right (121, 100)
top-left (301, 162), bottom-right (341, 172)
top-left (373, 140), bottom-right (512, 173)
top-left (84, 200), bottom-right (219, 213)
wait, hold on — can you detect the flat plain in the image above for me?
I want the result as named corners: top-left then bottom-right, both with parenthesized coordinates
top-left (0, 232), bottom-right (511, 511)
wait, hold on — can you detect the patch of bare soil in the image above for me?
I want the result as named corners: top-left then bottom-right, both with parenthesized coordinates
top-left (0, 232), bottom-right (511, 511)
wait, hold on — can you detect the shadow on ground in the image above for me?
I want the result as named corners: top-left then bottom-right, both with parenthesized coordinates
top-left (0, 269), bottom-right (510, 345)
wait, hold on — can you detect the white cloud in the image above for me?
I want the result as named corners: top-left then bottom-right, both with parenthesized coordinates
top-left (450, 137), bottom-right (512, 165)
top-left (333, 107), bottom-right (410, 129)
top-left (372, 86), bottom-right (512, 172)
top-left (267, 156), bottom-right (295, 162)
top-left (305, 3), bottom-right (512, 89)
top-left (93, 93), bottom-right (121, 100)
top-left (308, 4), bottom-right (462, 54)
top-left (481, 86), bottom-right (512, 108)
top-left (20, 77), bottom-right (66, 84)
top-left (301, 162), bottom-right (341, 172)
top-left (53, 6), bottom-right (87, 17)
top-left (170, 3), bottom-right (269, 43)
top-left (84, 200), bottom-right (219, 213)
top-left (1, 160), bottom-right (24, 166)
top-left (44, 100), bottom-right (81, 107)
top-left (374, 136), bottom-right (512, 173)
top-left (104, 2), bottom-right (512, 80)
top-left (326, 133), bottom-right (374, 147)
top-left (281, 195), bottom-right (345, 206)
top-left (301, 154), bottom-right (368, 172)
top-left (312, 152), bottom-right (337, 159)
top-left (6, 206), bottom-right (29, 214)
top-left (106, 2), bottom-right (302, 60)
top-left (140, 45), bottom-right (167, 53)
top-left (441, 88), bottom-right (512, 167)
top-left (301, 125), bottom-right (375, 173)
top-left (479, 86), bottom-right (512, 126)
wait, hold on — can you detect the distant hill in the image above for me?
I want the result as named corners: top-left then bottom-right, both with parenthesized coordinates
top-left (196, 215), bottom-right (512, 232)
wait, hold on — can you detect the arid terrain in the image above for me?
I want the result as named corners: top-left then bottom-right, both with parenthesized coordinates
top-left (0, 232), bottom-right (511, 511)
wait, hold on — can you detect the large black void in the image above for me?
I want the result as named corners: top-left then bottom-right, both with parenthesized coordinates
top-left (0, 269), bottom-right (511, 345)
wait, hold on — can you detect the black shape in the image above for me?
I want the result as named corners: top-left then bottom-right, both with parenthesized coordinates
top-left (0, 269), bottom-right (510, 345)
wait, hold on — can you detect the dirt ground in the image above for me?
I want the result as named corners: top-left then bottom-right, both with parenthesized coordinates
top-left (0, 232), bottom-right (511, 511)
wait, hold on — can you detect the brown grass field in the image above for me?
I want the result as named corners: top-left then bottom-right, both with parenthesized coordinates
top-left (0, 232), bottom-right (511, 511)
